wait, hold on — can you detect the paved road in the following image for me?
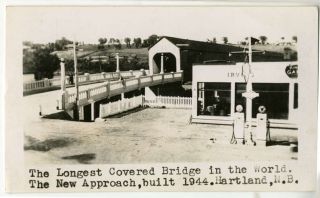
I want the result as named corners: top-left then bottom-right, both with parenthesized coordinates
top-left (23, 81), bottom-right (108, 124)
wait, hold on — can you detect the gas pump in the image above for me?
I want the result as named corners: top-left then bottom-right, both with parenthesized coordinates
top-left (231, 105), bottom-right (245, 144)
top-left (255, 105), bottom-right (271, 145)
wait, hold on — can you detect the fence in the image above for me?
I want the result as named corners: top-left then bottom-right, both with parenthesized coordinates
top-left (23, 70), bottom-right (149, 93)
top-left (99, 95), bottom-right (143, 118)
top-left (142, 95), bottom-right (192, 109)
top-left (99, 95), bottom-right (192, 118)
top-left (23, 78), bottom-right (55, 92)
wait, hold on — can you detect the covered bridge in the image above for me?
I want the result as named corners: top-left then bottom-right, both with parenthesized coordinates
top-left (148, 36), bottom-right (294, 82)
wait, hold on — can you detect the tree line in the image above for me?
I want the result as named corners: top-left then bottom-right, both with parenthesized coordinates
top-left (207, 36), bottom-right (298, 45)
top-left (97, 34), bottom-right (159, 50)
top-left (23, 34), bottom-right (298, 80)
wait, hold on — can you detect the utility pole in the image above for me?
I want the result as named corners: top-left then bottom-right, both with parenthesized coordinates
top-left (60, 58), bottom-right (66, 110)
top-left (160, 53), bottom-right (164, 74)
top-left (242, 37), bottom-right (259, 145)
top-left (229, 37), bottom-right (265, 145)
top-left (73, 40), bottom-right (79, 120)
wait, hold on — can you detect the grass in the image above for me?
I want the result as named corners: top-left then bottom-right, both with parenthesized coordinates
top-left (53, 46), bottom-right (148, 60)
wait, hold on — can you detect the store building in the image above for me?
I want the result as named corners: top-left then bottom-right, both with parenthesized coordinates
top-left (191, 62), bottom-right (298, 129)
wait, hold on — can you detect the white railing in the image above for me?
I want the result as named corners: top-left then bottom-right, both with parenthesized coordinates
top-left (23, 79), bottom-right (52, 92)
top-left (49, 78), bottom-right (61, 86)
top-left (99, 95), bottom-right (143, 118)
top-left (98, 94), bottom-right (191, 118)
top-left (64, 71), bottom-right (183, 110)
top-left (23, 70), bottom-right (148, 93)
top-left (143, 95), bottom-right (192, 109)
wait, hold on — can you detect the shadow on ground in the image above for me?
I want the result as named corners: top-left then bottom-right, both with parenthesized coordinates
top-left (106, 106), bottom-right (149, 118)
top-left (42, 111), bottom-right (73, 120)
top-left (61, 153), bottom-right (96, 164)
top-left (266, 140), bottom-right (298, 153)
top-left (24, 135), bottom-right (76, 152)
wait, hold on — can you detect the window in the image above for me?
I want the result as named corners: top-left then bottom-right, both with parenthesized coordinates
top-left (294, 83), bottom-right (298, 109)
top-left (197, 82), bottom-right (231, 116)
top-left (235, 83), bottom-right (289, 119)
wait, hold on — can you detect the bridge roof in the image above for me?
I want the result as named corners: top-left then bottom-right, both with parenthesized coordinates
top-left (154, 36), bottom-right (244, 53)
top-left (150, 36), bottom-right (296, 62)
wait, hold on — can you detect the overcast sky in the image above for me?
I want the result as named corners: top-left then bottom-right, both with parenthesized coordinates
top-left (7, 6), bottom-right (307, 44)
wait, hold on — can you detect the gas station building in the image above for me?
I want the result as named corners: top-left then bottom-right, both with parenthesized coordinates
top-left (191, 62), bottom-right (298, 129)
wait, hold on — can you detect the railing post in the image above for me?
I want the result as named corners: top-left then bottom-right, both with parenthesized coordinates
top-left (44, 78), bottom-right (49, 87)
top-left (137, 77), bottom-right (141, 90)
top-left (106, 80), bottom-right (110, 98)
top-left (140, 68), bottom-right (146, 76)
top-left (101, 72), bottom-right (106, 79)
top-left (116, 53), bottom-right (120, 73)
top-left (150, 75), bottom-right (153, 84)
top-left (65, 76), bottom-right (70, 85)
top-left (122, 79), bottom-right (126, 90)
top-left (85, 73), bottom-right (90, 81)
top-left (161, 73), bottom-right (164, 84)
top-left (118, 99), bottom-right (121, 112)
top-left (86, 90), bottom-right (90, 100)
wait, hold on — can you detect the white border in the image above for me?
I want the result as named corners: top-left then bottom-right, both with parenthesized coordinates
top-left (0, 1), bottom-right (319, 198)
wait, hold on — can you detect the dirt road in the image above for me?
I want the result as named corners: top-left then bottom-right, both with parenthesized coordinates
top-left (24, 108), bottom-right (298, 165)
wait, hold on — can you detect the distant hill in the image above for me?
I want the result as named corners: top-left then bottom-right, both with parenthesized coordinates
top-left (52, 45), bottom-right (148, 60)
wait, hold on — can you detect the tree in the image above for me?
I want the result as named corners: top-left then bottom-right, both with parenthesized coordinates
top-left (124, 37), bottom-right (131, 48)
top-left (23, 48), bottom-right (35, 74)
top-left (147, 34), bottom-right (159, 47)
top-left (115, 39), bottom-right (121, 49)
top-left (212, 37), bottom-right (217, 44)
top-left (259, 36), bottom-right (267, 45)
top-left (98, 38), bottom-right (107, 45)
top-left (141, 39), bottom-right (149, 47)
top-left (54, 37), bottom-right (72, 50)
top-left (98, 38), bottom-right (107, 50)
top-left (133, 38), bottom-right (142, 48)
top-left (47, 42), bottom-right (55, 52)
top-left (292, 36), bottom-right (297, 43)
top-left (222, 37), bottom-right (228, 44)
top-left (23, 47), bottom-right (60, 80)
top-left (109, 38), bottom-right (115, 44)
top-left (23, 41), bottom-right (33, 47)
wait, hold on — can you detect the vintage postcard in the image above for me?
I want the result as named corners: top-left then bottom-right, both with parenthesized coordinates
top-left (4, 4), bottom-right (318, 192)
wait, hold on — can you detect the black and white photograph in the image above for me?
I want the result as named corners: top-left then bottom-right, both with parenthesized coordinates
top-left (21, 6), bottom-right (299, 164)
top-left (4, 5), bottom-right (318, 193)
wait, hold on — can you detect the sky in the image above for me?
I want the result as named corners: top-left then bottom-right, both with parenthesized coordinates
top-left (7, 6), bottom-right (306, 44)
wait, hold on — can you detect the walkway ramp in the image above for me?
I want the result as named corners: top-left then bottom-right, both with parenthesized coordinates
top-left (63, 72), bottom-right (183, 110)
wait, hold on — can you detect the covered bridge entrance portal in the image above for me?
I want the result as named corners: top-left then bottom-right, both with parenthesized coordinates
top-left (149, 37), bottom-right (181, 75)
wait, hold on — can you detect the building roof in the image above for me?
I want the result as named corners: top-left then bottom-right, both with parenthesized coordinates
top-left (153, 36), bottom-right (244, 53)
top-left (150, 36), bottom-right (295, 62)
